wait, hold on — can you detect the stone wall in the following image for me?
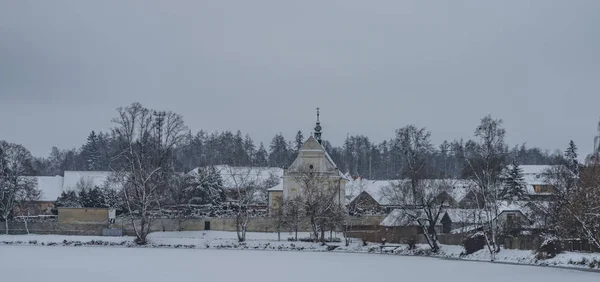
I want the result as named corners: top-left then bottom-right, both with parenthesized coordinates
top-left (0, 215), bottom-right (387, 237)
top-left (115, 215), bottom-right (386, 235)
top-left (0, 222), bottom-right (105, 236)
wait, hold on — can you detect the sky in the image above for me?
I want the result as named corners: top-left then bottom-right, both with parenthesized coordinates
top-left (1, 0), bottom-right (600, 158)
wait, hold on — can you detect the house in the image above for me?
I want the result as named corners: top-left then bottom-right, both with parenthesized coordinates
top-left (18, 175), bottom-right (64, 215)
top-left (519, 165), bottom-right (557, 200)
top-left (379, 208), bottom-right (443, 238)
top-left (345, 178), bottom-right (474, 212)
top-left (345, 178), bottom-right (400, 212)
top-left (440, 208), bottom-right (486, 234)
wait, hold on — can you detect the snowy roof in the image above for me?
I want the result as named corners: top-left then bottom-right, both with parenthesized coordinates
top-left (450, 225), bottom-right (481, 234)
top-left (24, 176), bottom-right (64, 202)
top-left (267, 182), bottom-right (283, 192)
top-left (380, 209), bottom-right (421, 227)
top-left (62, 171), bottom-right (113, 192)
top-left (345, 178), bottom-right (474, 206)
top-left (189, 165), bottom-right (283, 190)
top-left (443, 208), bottom-right (485, 224)
top-left (380, 209), bottom-right (440, 227)
top-left (518, 165), bottom-right (557, 175)
top-left (345, 179), bottom-right (397, 206)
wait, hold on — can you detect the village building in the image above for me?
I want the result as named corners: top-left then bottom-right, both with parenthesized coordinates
top-left (268, 109), bottom-right (349, 213)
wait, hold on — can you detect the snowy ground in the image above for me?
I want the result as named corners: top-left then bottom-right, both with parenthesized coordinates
top-left (1, 245), bottom-right (598, 282)
top-left (1, 231), bottom-right (600, 271)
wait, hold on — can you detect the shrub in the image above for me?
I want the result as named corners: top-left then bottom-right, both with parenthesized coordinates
top-left (536, 235), bottom-right (563, 260)
top-left (405, 237), bottom-right (417, 250)
top-left (462, 232), bottom-right (486, 255)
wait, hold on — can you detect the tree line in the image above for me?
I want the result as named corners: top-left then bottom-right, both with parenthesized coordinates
top-left (29, 110), bottom-right (563, 180)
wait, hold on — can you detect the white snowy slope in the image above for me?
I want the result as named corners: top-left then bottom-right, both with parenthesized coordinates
top-left (0, 246), bottom-right (597, 282)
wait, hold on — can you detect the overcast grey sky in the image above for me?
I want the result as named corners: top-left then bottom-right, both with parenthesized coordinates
top-left (1, 0), bottom-right (599, 157)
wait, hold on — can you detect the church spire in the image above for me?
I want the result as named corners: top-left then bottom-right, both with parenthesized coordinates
top-left (314, 107), bottom-right (322, 144)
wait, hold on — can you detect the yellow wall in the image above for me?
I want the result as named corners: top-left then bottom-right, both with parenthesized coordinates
top-left (58, 208), bottom-right (109, 224)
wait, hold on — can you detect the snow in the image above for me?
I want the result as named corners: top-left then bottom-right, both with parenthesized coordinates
top-left (62, 171), bottom-right (113, 191)
top-left (345, 178), bottom-right (474, 206)
top-left (267, 182), bottom-right (283, 191)
top-left (345, 179), bottom-right (396, 205)
top-left (380, 209), bottom-right (428, 227)
top-left (1, 245), bottom-right (598, 282)
top-left (24, 175), bottom-right (64, 201)
top-left (189, 165), bottom-right (283, 189)
top-left (1, 231), bottom-right (600, 272)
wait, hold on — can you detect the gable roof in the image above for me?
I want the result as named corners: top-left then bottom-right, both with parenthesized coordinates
top-left (289, 136), bottom-right (337, 171)
top-left (345, 178), bottom-right (473, 206)
top-left (380, 209), bottom-right (441, 227)
top-left (345, 179), bottom-right (397, 206)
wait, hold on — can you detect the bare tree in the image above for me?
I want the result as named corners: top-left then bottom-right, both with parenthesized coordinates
top-left (0, 141), bottom-right (38, 235)
top-left (383, 125), bottom-right (449, 252)
top-left (110, 103), bottom-right (187, 244)
top-left (282, 197), bottom-right (303, 241)
top-left (223, 166), bottom-right (264, 242)
top-left (291, 164), bottom-right (344, 244)
top-left (462, 115), bottom-right (508, 261)
top-left (546, 148), bottom-right (600, 249)
top-left (15, 178), bottom-right (41, 234)
top-left (382, 179), bottom-right (453, 252)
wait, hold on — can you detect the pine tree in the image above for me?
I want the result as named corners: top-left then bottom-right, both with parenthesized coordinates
top-left (243, 134), bottom-right (256, 166)
top-left (294, 130), bottom-right (304, 152)
top-left (501, 160), bottom-right (528, 201)
top-left (82, 131), bottom-right (101, 171)
top-left (269, 133), bottom-right (290, 168)
top-left (53, 191), bottom-right (81, 214)
top-left (254, 143), bottom-right (268, 167)
top-left (564, 140), bottom-right (579, 178)
top-left (78, 189), bottom-right (92, 207)
top-left (185, 167), bottom-right (225, 205)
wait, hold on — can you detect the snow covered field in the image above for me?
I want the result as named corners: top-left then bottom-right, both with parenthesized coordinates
top-left (1, 245), bottom-right (598, 282)
top-left (2, 231), bottom-right (600, 271)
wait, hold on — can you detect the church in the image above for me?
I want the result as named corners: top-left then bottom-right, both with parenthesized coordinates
top-left (267, 109), bottom-right (348, 213)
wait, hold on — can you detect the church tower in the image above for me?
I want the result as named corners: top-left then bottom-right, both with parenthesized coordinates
top-left (314, 107), bottom-right (322, 144)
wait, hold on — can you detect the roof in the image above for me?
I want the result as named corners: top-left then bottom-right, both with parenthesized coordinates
top-left (289, 136), bottom-right (338, 172)
top-left (380, 208), bottom-right (441, 227)
top-left (189, 165), bottom-right (283, 189)
top-left (380, 209), bottom-right (421, 227)
top-left (443, 208), bottom-right (485, 224)
top-left (345, 179), bottom-right (396, 206)
top-left (24, 176), bottom-right (64, 201)
top-left (267, 182), bottom-right (283, 192)
top-left (63, 171), bottom-right (113, 192)
top-left (518, 165), bottom-right (557, 175)
top-left (345, 178), bottom-right (473, 206)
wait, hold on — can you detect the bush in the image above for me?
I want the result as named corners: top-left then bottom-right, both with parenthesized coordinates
top-left (462, 232), bottom-right (486, 256)
top-left (536, 235), bottom-right (563, 260)
top-left (404, 237), bottom-right (417, 250)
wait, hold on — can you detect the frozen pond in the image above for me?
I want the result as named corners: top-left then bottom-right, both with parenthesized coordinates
top-left (0, 245), bottom-right (597, 282)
